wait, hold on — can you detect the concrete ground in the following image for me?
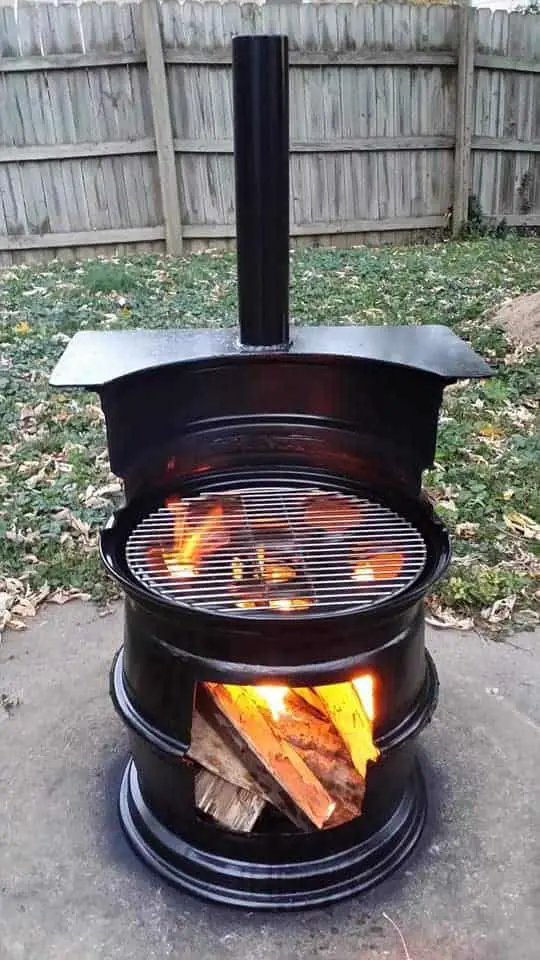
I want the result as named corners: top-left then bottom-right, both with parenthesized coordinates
top-left (0, 603), bottom-right (538, 960)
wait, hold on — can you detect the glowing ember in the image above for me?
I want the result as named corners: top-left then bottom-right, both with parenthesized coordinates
top-left (255, 685), bottom-right (289, 720)
top-left (352, 675), bottom-right (375, 724)
top-left (269, 597), bottom-right (312, 612)
top-left (304, 493), bottom-right (363, 532)
top-left (231, 557), bottom-right (243, 581)
top-left (264, 564), bottom-right (296, 583)
top-left (352, 551), bottom-right (404, 583)
top-left (161, 497), bottom-right (224, 578)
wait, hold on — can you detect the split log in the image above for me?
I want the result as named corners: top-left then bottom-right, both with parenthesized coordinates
top-left (204, 683), bottom-right (337, 830)
top-left (294, 687), bottom-right (327, 716)
top-left (189, 709), bottom-right (267, 796)
top-left (249, 689), bottom-right (366, 826)
top-left (194, 769), bottom-right (266, 832)
top-left (314, 683), bottom-right (380, 779)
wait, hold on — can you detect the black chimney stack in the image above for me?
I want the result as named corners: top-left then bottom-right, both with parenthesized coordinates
top-left (232, 35), bottom-right (290, 349)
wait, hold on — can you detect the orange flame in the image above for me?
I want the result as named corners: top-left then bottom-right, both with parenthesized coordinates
top-left (269, 597), bottom-right (312, 612)
top-left (352, 551), bottom-right (404, 583)
top-left (352, 675), bottom-right (375, 724)
top-left (255, 685), bottom-right (289, 720)
top-left (162, 497), bottom-right (224, 579)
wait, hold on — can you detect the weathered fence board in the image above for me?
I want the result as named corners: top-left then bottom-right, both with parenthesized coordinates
top-left (0, 1), bottom-right (538, 263)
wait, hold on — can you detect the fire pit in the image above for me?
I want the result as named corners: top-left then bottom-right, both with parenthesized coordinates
top-left (51, 35), bottom-right (492, 908)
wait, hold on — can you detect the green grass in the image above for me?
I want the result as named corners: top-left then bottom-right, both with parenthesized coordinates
top-left (0, 237), bottom-right (539, 635)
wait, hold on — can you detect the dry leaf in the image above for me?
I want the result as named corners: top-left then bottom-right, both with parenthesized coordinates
top-left (479, 424), bottom-right (505, 439)
top-left (49, 588), bottom-right (90, 605)
top-left (13, 320), bottom-right (30, 335)
top-left (455, 522), bottom-right (479, 539)
top-left (481, 596), bottom-right (516, 624)
top-left (504, 511), bottom-right (540, 541)
top-left (426, 604), bottom-right (474, 631)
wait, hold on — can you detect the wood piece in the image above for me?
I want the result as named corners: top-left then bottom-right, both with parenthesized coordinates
top-left (2, 50), bottom-right (538, 76)
top-left (194, 769), bottom-right (266, 833)
top-left (189, 709), bottom-right (267, 797)
top-left (250, 690), bottom-right (366, 827)
top-left (471, 137), bottom-right (540, 153)
top-left (453, 3), bottom-right (475, 235)
top-left (142, 0), bottom-right (183, 255)
top-left (0, 217), bottom-right (451, 252)
top-left (204, 683), bottom-right (336, 830)
top-left (294, 688), bottom-right (327, 715)
top-left (475, 53), bottom-right (540, 74)
top-left (0, 226), bottom-right (165, 251)
top-left (314, 684), bottom-right (379, 780)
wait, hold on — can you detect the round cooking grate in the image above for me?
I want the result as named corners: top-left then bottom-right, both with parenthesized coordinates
top-left (125, 486), bottom-right (427, 617)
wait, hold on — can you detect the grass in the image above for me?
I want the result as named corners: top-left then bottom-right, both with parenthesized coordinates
top-left (0, 237), bottom-right (538, 636)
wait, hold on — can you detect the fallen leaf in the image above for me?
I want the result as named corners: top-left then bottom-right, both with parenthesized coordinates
top-left (455, 522), bottom-right (479, 539)
top-left (481, 596), bottom-right (516, 624)
top-left (49, 588), bottom-right (90, 605)
top-left (426, 604), bottom-right (474, 631)
top-left (479, 424), bottom-right (505, 439)
top-left (13, 320), bottom-right (30, 335)
top-left (504, 511), bottom-right (540, 540)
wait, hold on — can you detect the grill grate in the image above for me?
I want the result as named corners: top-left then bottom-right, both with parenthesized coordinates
top-left (125, 487), bottom-right (427, 616)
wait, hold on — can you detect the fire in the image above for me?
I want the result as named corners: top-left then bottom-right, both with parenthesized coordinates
top-left (255, 546), bottom-right (296, 583)
top-left (352, 675), bottom-right (375, 724)
top-left (161, 497), bottom-right (224, 578)
top-left (255, 685), bottom-right (289, 720)
top-left (352, 551), bottom-right (404, 583)
top-left (269, 597), bottom-right (312, 612)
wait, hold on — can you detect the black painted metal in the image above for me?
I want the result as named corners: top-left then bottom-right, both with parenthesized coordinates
top-left (49, 326), bottom-right (493, 497)
top-left (103, 466), bottom-right (444, 907)
top-left (119, 747), bottom-right (428, 909)
top-left (101, 470), bottom-right (449, 681)
top-left (111, 650), bottom-right (437, 908)
top-left (233, 35), bottom-right (290, 348)
top-left (50, 326), bottom-right (493, 388)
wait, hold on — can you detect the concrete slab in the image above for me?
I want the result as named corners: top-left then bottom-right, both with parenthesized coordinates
top-left (0, 603), bottom-right (538, 960)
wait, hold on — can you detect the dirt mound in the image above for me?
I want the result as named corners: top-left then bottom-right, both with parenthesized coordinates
top-left (493, 292), bottom-right (540, 347)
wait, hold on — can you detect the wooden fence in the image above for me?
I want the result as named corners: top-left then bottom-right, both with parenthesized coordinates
top-left (0, 1), bottom-right (538, 263)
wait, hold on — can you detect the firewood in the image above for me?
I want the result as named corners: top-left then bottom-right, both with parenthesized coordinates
top-left (250, 689), bottom-right (366, 826)
top-left (294, 687), bottom-right (327, 715)
top-left (188, 709), bottom-right (267, 797)
top-left (314, 683), bottom-right (380, 779)
top-left (194, 769), bottom-right (266, 833)
top-left (204, 683), bottom-right (337, 830)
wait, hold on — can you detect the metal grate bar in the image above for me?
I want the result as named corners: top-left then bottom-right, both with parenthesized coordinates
top-left (125, 486), bottom-right (427, 616)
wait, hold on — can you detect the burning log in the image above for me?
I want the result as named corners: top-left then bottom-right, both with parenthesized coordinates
top-left (314, 682), bottom-right (379, 779)
top-left (203, 683), bottom-right (337, 830)
top-left (249, 688), bottom-right (366, 826)
top-left (303, 492), bottom-right (363, 532)
top-left (294, 687), bottom-right (327, 715)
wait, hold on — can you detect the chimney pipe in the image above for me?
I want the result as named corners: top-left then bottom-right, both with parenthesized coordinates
top-left (232, 34), bottom-right (290, 349)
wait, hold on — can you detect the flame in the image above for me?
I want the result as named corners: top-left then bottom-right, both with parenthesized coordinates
top-left (264, 564), bottom-right (296, 583)
top-left (269, 597), bottom-right (312, 612)
top-left (162, 497), bottom-right (224, 579)
top-left (256, 685), bottom-right (289, 720)
top-left (352, 675), bottom-right (375, 724)
top-left (231, 557), bottom-right (243, 581)
top-left (352, 551), bottom-right (404, 583)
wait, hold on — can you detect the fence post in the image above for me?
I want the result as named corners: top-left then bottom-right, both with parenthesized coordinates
top-left (142, 0), bottom-right (183, 255)
top-left (452, 2), bottom-right (475, 236)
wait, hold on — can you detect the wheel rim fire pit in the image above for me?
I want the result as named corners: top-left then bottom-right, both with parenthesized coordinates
top-left (51, 35), bottom-right (493, 909)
